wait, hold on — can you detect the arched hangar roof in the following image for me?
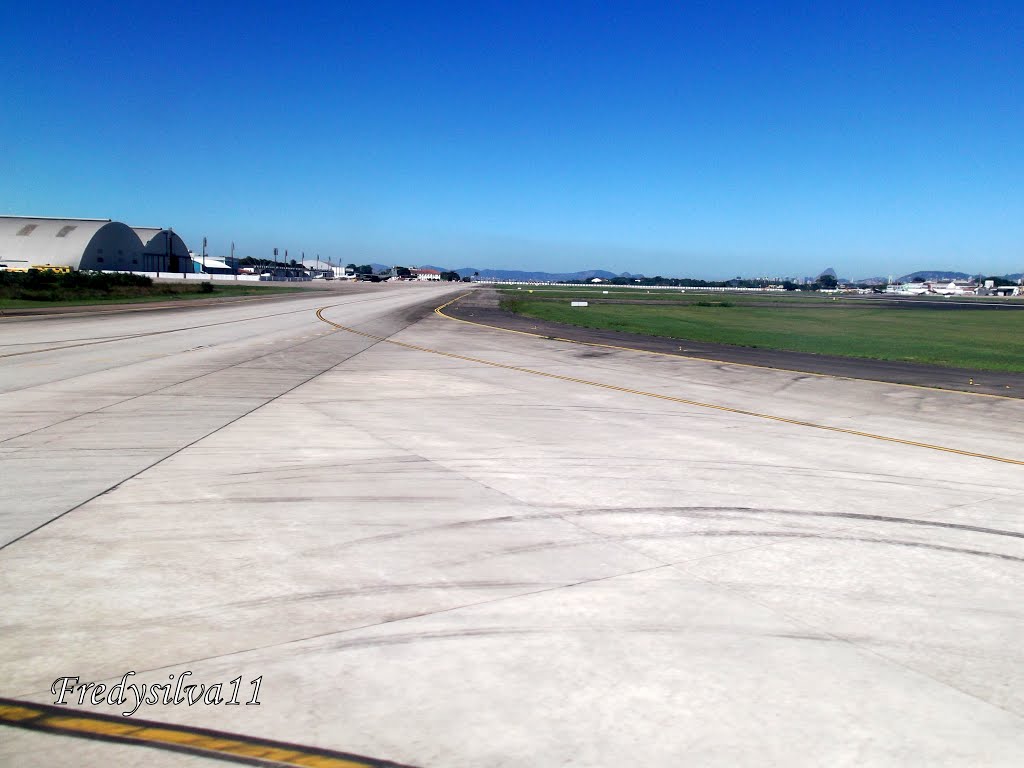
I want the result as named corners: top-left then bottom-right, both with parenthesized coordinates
top-left (0, 216), bottom-right (144, 271)
top-left (132, 227), bottom-right (190, 258)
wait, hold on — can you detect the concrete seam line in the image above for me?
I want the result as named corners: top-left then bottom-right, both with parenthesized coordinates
top-left (434, 292), bottom-right (1021, 401)
top-left (0, 290), bottom-right (317, 322)
top-left (0, 315), bottom-right (354, 446)
top-left (0, 293), bottom-right (398, 359)
top-left (317, 303), bottom-right (1024, 467)
top-left (0, 311), bottom-right (408, 552)
top-left (0, 698), bottom-right (415, 768)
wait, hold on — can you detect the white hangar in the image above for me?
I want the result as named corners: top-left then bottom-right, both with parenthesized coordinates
top-left (0, 216), bottom-right (193, 273)
top-left (132, 227), bottom-right (192, 273)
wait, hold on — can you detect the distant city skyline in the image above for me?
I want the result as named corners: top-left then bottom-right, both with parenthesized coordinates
top-left (3, 2), bottom-right (1021, 279)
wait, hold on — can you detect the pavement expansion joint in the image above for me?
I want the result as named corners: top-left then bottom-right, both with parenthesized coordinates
top-left (313, 300), bottom-right (1024, 467)
top-left (439, 291), bottom-right (1024, 400)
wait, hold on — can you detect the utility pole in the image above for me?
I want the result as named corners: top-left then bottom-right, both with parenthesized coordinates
top-left (202, 237), bottom-right (207, 273)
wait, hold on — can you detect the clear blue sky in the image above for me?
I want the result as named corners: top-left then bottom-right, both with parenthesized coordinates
top-left (3, 1), bottom-right (1022, 278)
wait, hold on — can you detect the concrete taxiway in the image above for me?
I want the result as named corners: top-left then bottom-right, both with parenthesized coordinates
top-left (2, 282), bottom-right (1023, 766)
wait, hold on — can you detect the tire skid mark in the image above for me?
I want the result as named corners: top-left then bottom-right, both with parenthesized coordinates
top-left (314, 299), bottom-right (1024, 467)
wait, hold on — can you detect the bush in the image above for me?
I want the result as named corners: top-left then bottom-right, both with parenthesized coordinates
top-left (499, 296), bottom-right (524, 313)
top-left (0, 270), bottom-right (152, 289)
top-left (200, 281), bottom-right (215, 293)
top-left (0, 269), bottom-right (154, 302)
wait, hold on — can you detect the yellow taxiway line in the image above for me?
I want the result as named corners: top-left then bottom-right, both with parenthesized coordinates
top-left (0, 697), bottom-right (412, 767)
top-left (433, 292), bottom-right (1019, 401)
top-left (316, 300), bottom-right (1024, 467)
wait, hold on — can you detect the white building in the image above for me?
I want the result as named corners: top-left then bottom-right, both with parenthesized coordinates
top-left (0, 216), bottom-right (193, 273)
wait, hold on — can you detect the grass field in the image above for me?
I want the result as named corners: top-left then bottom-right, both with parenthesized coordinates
top-left (498, 285), bottom-right (1023, 305)
top-left (499, 286), bottom-right (831, 303)
top-left (0, 272), bottom-right (303, 309)
top-left (500, 292), bottom-right (1024, 372)
top-left (0, 282), bottom-right (303, 309)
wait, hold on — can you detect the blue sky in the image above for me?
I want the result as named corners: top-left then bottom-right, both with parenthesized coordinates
top-left (2, 1), bottom-right (1022, 278)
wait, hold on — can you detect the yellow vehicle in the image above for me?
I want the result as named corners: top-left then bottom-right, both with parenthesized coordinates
top-left (29, 264), bottom-right (73, 273)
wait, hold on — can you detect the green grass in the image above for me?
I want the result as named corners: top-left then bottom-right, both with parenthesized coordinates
top-left (0, 282), bottom-right (304, 309)
top-left (497, 285), bottom-right (1024, 306)
top-left (502, 297), bottom-right (1024, 372)
top-left (499, 286), bottom-right (837, 303)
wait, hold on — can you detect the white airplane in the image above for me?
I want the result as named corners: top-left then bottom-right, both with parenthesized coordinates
top-left (898, 285), bottom-right (930, 295)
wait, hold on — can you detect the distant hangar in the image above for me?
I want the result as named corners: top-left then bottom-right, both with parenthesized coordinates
top-left (131, 226), bottom-right (192, 272)
top-left (0, 216), bottom-right (193, 272)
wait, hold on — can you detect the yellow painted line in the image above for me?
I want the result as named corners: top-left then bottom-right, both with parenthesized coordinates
top-left (317, 301), bottom-right (1024, 467)
top-left (435, 292), bottom-right (1020, 401)
top-left (0, 703), bottom-right (40, 722)
top-left (0, 697), bottom-right (412, 768)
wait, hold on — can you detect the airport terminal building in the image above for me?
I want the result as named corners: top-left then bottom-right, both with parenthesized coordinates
top-left (0, 216), bottom-right (193, 273)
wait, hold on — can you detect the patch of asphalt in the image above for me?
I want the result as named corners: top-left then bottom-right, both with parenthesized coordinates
top-left (445, 290), bottom-right (1024, 399)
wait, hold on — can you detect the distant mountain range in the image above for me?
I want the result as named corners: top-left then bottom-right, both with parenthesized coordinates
top-left (896, 270), bottom-right (973, 282)
top-left (852, 271), bottom-right (1023, 284)
top-left (417, 266), bottom-right (642, 282)
top-left (399, 263), bottom-right (1021, 284)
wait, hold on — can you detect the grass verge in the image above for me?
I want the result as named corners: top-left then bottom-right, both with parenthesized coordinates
top-left (500, 296), bottom-right (1024, 372)
top-left (0, 271), bottom-right (303, 309)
